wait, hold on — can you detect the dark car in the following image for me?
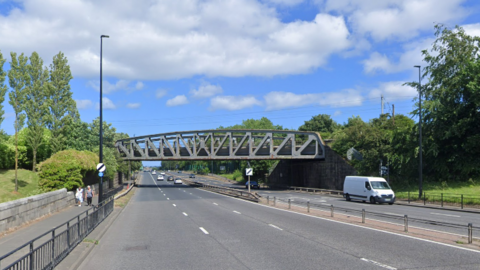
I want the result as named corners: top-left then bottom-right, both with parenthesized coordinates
top-left (189, 174), bottom-right (195, 178)
top-left (167, 176), bottom-right (174, 181)
top-left (245, 181), bottom-right (260, 189)
top-left (178, 171), bottom-right (182, 173)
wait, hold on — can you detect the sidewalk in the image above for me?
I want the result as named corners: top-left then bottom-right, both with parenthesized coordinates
top-left (0, 197), bottom-right (99, 259)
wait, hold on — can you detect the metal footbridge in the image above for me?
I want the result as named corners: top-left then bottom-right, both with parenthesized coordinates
top-left (115, 129), bottom-right (325, 161)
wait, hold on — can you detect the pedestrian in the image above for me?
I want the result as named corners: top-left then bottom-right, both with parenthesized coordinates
top-left (76, 186), bottom-right (84, 207)
top-left (86, 185), bottom-right (94, 206)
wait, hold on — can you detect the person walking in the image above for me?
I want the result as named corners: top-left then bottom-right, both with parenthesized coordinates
top-left (86, 185), bottom-right (95, 206)
top-left (76, 186), bottom-right (84, 207)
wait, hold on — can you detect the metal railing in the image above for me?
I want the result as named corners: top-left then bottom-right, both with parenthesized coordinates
top-left (0, 196), bottom-right (115, 270)
top-left (182, 179), bottom-right (259, 202)
top-left (404, 191), bottom-right (480, 209)
top-left (288, 186), bottom-right (343, 196)
top-left (266, 196), bottom-right (480, 244)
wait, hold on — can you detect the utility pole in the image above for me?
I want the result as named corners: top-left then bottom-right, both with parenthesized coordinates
top-left (381, 94), bottom-right (384, 115)
top-left (392, 104), bottom-right (395, 125)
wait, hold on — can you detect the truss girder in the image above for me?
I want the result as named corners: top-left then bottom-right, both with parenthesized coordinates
top-left (115, 129), bottom-right (325, 161)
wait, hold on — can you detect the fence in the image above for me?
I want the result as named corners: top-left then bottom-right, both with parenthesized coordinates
top-left (403, 191), bottom-right (480, 209)
top-left (183, 180), bottom-right (259, 202)
top-left (265, 196), bottom-right (480, 244)
top-left (0, 196), bottom-right (114, 270)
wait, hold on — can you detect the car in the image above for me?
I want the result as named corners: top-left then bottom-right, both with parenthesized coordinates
top-left (161, 172), bottom-right (166, 175)
top-left (189, 174), bottom-right (195, 178)
top-left (152, 171), bottom-right (156, 175)
top-left (245, 181), bottom-right (260, 189)
top-left (167, 176), bottom-right (174, 181)
top-left (178, 171), bottom-right (182, 173)
top-left (157, 175), bottom-right (164, 181)
top-left (174, 178), bottom-right (183, 185)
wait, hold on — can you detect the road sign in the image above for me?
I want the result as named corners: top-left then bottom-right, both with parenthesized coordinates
top-left (97, 163), bottom-right (106, 172)
top-left (246, 168), bottom-right (253, 176)
top-left (99, 172), bottom-right (104, 177)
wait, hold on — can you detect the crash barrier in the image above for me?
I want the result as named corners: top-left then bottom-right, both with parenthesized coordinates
top-left (0, 196), bottom-right (114, 270)
top-left (405, 191), bottom-right (480, 209)
top-left (266, 196), bottom-right (480, 244)
top-left (288, 187), bottom-right (480, 209)
top-left (182, 180), bottom-right (259, 202)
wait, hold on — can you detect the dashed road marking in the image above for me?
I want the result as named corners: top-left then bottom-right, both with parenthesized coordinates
top-left (167, 198), bottom-right (170, 200)
top-left (172, 204), bottom-right (176, 207)
top-left (361, 258), bottom-right (396, 270)
top-left (183, 212), bottom-right (188, 216)
top-left (268, 224), bottom-right (283, 231)
top-left (213, 203), bottom-right (218, 205)
top-left (430, 212), bottom-right (460, 218)
top-left (199, 227), bottom-right (209, 234)
top-left (233, 211), bottom-right (241, 214)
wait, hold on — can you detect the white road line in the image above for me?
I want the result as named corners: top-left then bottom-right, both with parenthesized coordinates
top-left (172, 204), bottom-right (176, 207)
top-left (384, 212), bottom-right (404, 217)
top-left (233, 211), bottom-right (241, 214)
top-left (163, 194), bottom-right (165, 196)
top-left (167, 198), bottom-right (170, 200)
top-left (190, 193), bottom-right (192, 195)
top-left (199, 227), bottom-right (209, 235)
top-left (213, 203), bottom-right (218, 205)
top-left (361, 258), bottom-right (397, 270)
top-left (183, 212), bottom-right (188, 216)
top-left (430, 212), bottom-right (460, 218)
top-left (268, 224), bottom-right (283, 231)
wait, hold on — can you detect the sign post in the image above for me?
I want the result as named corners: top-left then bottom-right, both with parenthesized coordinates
top-left (97, 163), bottom-right (106, 203)
top-left (246, 168), bottom-right (253, 193)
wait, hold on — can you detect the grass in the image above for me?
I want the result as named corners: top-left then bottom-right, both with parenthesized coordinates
top-left (393, 180), bottom-right (480, 205)
top-left (217, 173), bottom-right (244, 182)
top-left (83, 238), bottom-right (99, 245)
top-left (114, 187), bottom-right (136, 208)
top-left (0, 169), bottom-right (41, 204)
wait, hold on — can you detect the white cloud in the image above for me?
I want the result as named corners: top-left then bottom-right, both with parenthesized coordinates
top-left (369, 81), bottom-right (417, 101)
top-left (265, 0), bottom-right (305, 6)
top-left (209, 96), bottom-right (262, 111)
top-left (75, 99), bottom-right (93, 109)
top-left (322, 0), bottom-right (467, 41)
top-left (166, 95), bottom-right (189, 107)
top-left (0, 0), bottom-right (351, 80)
top-left (362, 38), bottom-right (433, 74)
top-left (135, 81), bottom-right (144, 90)
top-left (126, 103), bottom-right (141, 109)
top-left (190, 83), bottom-right (223, 99)
top-left (96, 97), bottom-right (116, 110)
top-left (156, 89), bottom-right (168, 99)
top-left (463, 23), bottom-right (480, 37)
top-left (264, 90), bottom-right (363, 110)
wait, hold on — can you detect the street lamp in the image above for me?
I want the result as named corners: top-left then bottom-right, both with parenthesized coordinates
top-left (414, 65), bottom-right (422, 199)
top-left (99, 34), bottom-right (109, 204)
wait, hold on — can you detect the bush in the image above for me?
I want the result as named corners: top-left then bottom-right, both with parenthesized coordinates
top-left (232, 169), bottom-right (243, 181)
top-left (38, 150), bottom-right (98, 191)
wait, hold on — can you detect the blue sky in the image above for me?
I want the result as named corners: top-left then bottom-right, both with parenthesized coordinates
top-left (1, 0), bottom-right (480, 142)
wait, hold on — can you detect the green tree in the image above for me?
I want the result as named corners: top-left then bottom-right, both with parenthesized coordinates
top-left (406, 24), bottom-right (480, 181)
top-left (0, 50), bottom-right (7, 128)
top-left (64, 120), bottom-right (93, 151)
top-left (8, 52), bottom-right (28, 191)
top-left (24, 52), bottom-right (50, 171)
top-left (47, 52), bottom-right (78, 153)
top-left (299, 114), bottom-right (341, 139)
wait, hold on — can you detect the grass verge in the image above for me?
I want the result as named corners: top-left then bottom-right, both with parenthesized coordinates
top-left (0, 169), bottom-right (41, 204)
top-left (115, 187), bottom-right (136, 208)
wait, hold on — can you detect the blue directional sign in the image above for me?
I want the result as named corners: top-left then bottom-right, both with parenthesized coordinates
top-left (99, 172), bottom-right (104, 177)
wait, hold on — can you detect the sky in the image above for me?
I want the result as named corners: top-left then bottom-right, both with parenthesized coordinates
top-left (1, 0), bottom-right (480, 149)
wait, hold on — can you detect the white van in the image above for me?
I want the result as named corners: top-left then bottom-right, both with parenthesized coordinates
top-left (343, 176), bottom-right (395, 205)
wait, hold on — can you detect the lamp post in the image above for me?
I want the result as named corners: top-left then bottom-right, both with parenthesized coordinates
top-left (414, 65), bottom-right (422, 199)
top-left (99, 34), bottom-right (109, 204)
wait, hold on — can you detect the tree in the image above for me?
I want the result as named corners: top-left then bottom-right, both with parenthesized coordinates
top-left (47, 52), bottom-right (78, 153)
top-left (299, 114), bottom-right (341, 139)
top-left (24, 52), bottom-right (50, 171)
top-left (0, 50), bottom-right (7, 128)
top-left (8, 52), bottom-right (28, 192)
top-left (406, 24), bottom-right (480, 181)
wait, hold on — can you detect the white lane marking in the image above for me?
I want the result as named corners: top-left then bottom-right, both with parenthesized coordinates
top-left (195, 188), bottom-right (480, 254)
top-left (384, 212), bottom-right (404, 217)
top-left (430, 212), bottom-right (461, 218)
top-left (172, 204), bottom-right (176, 207)
top-left (268, 224), bottom-right (283, 231)
top-left (213, 203), bottom-right (218, 205)
top-left (167, 198), bottom-right (170, 200)
top-left (190, 193), bottom-right (192, 195)
top-left (163, 194), bottom-right (165, 196)
top-left (199, 227), bottom-right (209, 235)
top-left (233, 211), bottom-right (241, 214)
top-left (183, 212), bottom-right (188, 216)
top-left (361, 258), bottom-right (396, 270)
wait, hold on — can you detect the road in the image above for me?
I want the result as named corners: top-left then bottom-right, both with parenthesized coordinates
top-left (173, 171), bottom-right (480, 236)
top-left (79, 171), bottom-right (480, 269)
